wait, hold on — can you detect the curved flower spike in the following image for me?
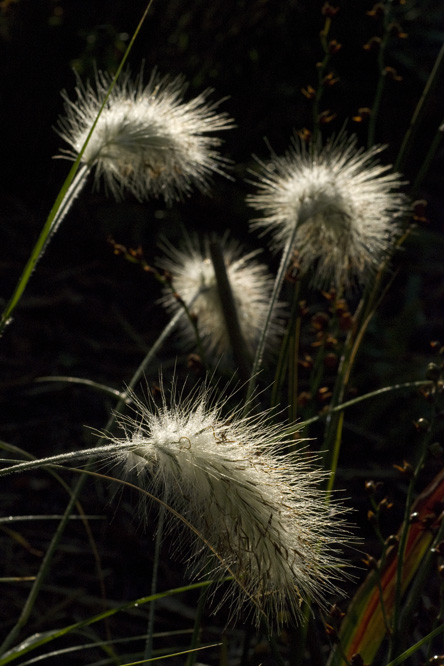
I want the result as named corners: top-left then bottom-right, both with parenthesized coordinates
top-left (57, 68), bottom-right (234, 202)
top-left (247, 133), bottom-right (407, 290)
top-left (108, 378), bottom-right (353, 627)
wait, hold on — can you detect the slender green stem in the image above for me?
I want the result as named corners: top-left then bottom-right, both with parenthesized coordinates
top-left (311, 15), bottom-right (332, 145)
top-left (395, 42), bottom-right (444, 173)
top-left (288, 310), bottom-right (302, 424)
top-left (385, 622), bottom-right (444, 666)
top-left (0, 580), bottom-right (216, 666)
top-left (0, 165), bottom-right (89, 336)
top-left (367, 6), bottom-right (391, 149)
top-left (412, 118), bottom-right (444, 194)
top-left (0, 0), bottom-right (155, 337)
top-left (325, 411), bottom-right (344, 498)
top-left (0, 443), bottom-right (128, 478)
top-left (0, 475), bottom-right (84, 655)
top-left (245, 223), bottom-right (299, 407)
top-left (271, 281), bottom-right (301, 409)
top-left (290, 602), bottom-right (311, 666)
top-left (398, 516), bottom-right (444, 653)
top-left (144, 506), bottom-right (165, 661)
top-left (34, 376), bottom-right (127, 401)
top-left (297, 380), bottom-right (433, 430)
top-left (184, 583), bottom-right (211, 666)
top-left (388, 411), bottom-right (436, 661)
top-left (209, 240), bottom-right (251, 384)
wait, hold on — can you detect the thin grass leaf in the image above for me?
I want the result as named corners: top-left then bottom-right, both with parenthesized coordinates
top-left (0, 0), bottom-right (155, 335)
top-left (0, 581), bottom-right (216, 665)
top-left (328, 467), bottom-right (444, 665)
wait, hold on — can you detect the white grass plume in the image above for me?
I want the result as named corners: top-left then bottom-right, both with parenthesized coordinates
top-left (158, 236), bottom-right (283, 360)
top-left (247, 132), bottom-right (407, 290)
top-left (106, 377), bottom-right (352, 627)
top-left (57, 67), bottom-right (233, 202)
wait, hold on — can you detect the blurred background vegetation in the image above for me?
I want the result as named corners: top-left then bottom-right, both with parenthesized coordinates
top-left (0, 0), bottom-right (443, 663)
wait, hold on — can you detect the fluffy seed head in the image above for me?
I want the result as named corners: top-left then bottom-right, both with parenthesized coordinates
top-left (56, 68), bottom-right (233, 202)
top-left (108, 379), bottom-right (352, 627)
top-left (158, 237), bottom-right (283, 359)
top-left (247, 133), bottom-right (407, 289)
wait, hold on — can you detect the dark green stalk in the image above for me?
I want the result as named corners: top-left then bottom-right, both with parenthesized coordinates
top-left (311, 14), bottom-right (333, 145)
top-left (367, 5), bottom-right (391, 149)
top-left (209, 240), bottom-right (251, 385)
top-left (412, 119), bottom-right (444, 195)
top-left (297, 380), bottom-right (432, 430)
top-left (245, 221), bottom-right (300, 408)
top-left (271, 281), bottom-right (301, 409)
top-left (385, 623), bottom-right (444, 666)
top-left (184, 583), bottom-right (211, 666)
top-left (395, 42), bottom-right (444, 173)
top-left (144, 506), bottom-right (165, 661)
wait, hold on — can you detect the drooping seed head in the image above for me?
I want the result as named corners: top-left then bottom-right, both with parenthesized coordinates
top-left (107, 378), bottom-right (353, 627)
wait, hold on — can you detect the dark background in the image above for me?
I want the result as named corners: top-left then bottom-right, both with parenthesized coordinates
top-left (0, 1), bottom-right (444, 663)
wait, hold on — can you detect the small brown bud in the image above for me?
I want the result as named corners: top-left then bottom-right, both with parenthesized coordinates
top-left (325, 623), bottom-right (338, 640)
top-left (296, 127), bottom-right (312, 143)
top-left (366, 3), bottom-right (385, 18)
top-left (335, 299), bottom-right (349, 315)
top-left (363, 36), bottom-right (382, 51)
top-left (367, 510), bottom-right (377, 525)
top-left (389, 22), bottom-right (408, 38)
top-left (317, 386), bottom-right (332, 402)
top-left (362, 554), bottom-right (377, 569)
top-left (322, 71), bottom-right (340, 86)
top-left (393, 460), bottom-right (414, 478)
top-left (352, 107), bottom-right (372, 123)
top-left (438, 564), bottom-right (444, 580)
top-left (384, 66), bottom-right (403, 81)
top-left (386, 534), bottom-right (399, 548)
top-left (298, 354), bottom-right (314, 370)
top-left (329, 604), bottom-right (345, 621)
top-left (328, 39), bottom-right (342, 54)
top-left (297, 391), bottom-right (313, 407)
top-left (365, 480), bottom-right (383, 495)
top-left (322, 2), bottom-right (340, 17)
top-left (318, 109), bottom-right (337, 124)
top-left (301, 84), bottom-right (316, 99)
top-left (378, 497), bottom-right (393, 512)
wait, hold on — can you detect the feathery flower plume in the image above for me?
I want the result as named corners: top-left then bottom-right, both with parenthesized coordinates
top-left (247, 133), bottom-right (407, 289)
top-left (108, 379), bottom-right (352, 626)
top-left (56, 68), bottom-right (233, 202)
top-left (158, 237), bottom-right (282, 359)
